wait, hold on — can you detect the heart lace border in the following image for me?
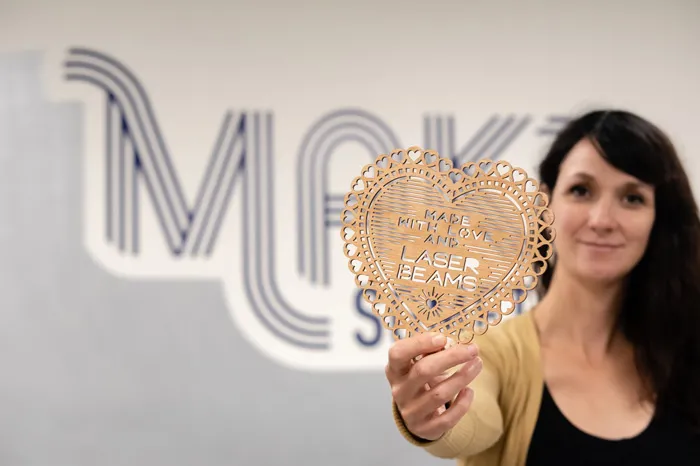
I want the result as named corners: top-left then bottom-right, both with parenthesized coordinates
top-left (341, 147), bottom-right (555, 344)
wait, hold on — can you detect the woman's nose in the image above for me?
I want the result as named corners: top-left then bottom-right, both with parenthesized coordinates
top-left (588, 200), bottom-right (616, 231)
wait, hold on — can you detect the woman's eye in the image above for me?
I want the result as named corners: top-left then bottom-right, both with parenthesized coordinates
top-left (625, 193), bottom-right (645, 205)
top-left (570, 185), bottom-right (588, 197)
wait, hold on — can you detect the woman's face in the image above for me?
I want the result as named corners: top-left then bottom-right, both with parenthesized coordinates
top-left (547, 138), bottom-right (656, 285)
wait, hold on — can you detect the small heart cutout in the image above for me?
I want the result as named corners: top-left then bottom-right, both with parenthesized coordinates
top-left (344, 193), bottom-right (358, 208)
top-left (497, 162), bottom-right (511, 177)
top-left (479, 160), bottom-right (494, 174)
top-left (448, 170), bottom-right (463, 184)
top-left (439, 159), bottom-right (452, 172)
top-left (512, 169), bottom-right (526, 183)
top-left (344, 243), bottom-right (358, 258)
top-left (342, 209), bottom-right (355, 224)
top-left (356, 274), bottom-right (369, 287)
top-left (342, 227), bottom-right (355, 241)
top-left (407, 149), bottom-right (422, 162)
top-left (350, 259), bottom-right (363, 273)
top-left (352, 177), bottom-right (365, 192)
top-left (501, 300), bottom-right (514, 314)
top-left (391, 151), bottom-right (405, 163)
top-left (533, 193), bottom-right (548, 207)
top-left (374, 302), bottom-right (387, 315)
top-left (364, 288), bottom-right (377, 302)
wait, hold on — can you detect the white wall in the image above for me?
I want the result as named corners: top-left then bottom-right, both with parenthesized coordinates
top-left (0, 0), bottom-right (698, 464)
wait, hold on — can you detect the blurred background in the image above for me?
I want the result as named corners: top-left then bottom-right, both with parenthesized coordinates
top-left (0, 0), bottom-right (698, 464)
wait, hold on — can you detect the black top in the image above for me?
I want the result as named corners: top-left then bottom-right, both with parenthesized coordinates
top-left (525, 384), bottom-right (700, 465)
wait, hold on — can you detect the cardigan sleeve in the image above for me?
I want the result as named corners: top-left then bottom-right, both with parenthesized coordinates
top-left (391, 345), bottom-right (505, 459)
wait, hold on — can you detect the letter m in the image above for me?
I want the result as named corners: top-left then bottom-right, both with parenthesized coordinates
top-left (64, 47), bottom-right (250, 256)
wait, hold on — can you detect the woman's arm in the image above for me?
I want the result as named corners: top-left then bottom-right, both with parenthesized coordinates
top-left (390, 341), bottom-right (505, 459)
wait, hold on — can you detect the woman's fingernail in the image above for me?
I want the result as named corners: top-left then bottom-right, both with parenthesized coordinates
top-left (433, 335), bottom-right (446, 346)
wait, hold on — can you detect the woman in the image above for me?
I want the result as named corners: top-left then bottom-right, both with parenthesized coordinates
top-left (385, 110), bottom-right (700, 465)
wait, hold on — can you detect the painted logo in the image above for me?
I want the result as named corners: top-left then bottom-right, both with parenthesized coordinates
top-left (60, 47), bottom-right (568, 371)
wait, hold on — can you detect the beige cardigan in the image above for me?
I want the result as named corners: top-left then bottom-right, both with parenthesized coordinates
top-left (392, 311), bottom-right (545, 466)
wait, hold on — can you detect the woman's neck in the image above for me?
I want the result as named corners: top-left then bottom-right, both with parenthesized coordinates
top-left (533, 268), bottom-right (628, 362)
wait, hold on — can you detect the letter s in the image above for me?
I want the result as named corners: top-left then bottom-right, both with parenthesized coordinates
top-left (354, 289), bottom-right (382, 347)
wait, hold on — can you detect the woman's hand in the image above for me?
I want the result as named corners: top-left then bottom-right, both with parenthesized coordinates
top-left (385, 333), bottom-right (482, 441)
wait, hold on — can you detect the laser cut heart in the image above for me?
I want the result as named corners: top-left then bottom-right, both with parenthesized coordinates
top-left (341, 147), bottom-right (555, 344)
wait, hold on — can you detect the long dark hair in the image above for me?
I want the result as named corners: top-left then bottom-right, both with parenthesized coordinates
top-left (537, 109), bottom-right (700, 432)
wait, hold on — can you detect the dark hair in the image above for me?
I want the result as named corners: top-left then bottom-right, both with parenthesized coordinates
top-left (537, 109), bottom-right (700, 433)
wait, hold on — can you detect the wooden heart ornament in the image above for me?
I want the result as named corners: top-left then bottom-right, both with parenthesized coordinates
top-left (341, 147), bottom-right (555, 344)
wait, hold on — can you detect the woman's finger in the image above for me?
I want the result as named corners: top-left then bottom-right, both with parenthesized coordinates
top-left (417, 357), bottom-right (483, 418)
top-left (405, 343), bottom-right (479, 396)
top-left (409, 387), bottom-right (476, 441)
top-left (386, 333), bottom-right (448, 378)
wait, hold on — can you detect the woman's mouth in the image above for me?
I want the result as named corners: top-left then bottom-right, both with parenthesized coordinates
top-left (579, 241), bottom-right (622, 251)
